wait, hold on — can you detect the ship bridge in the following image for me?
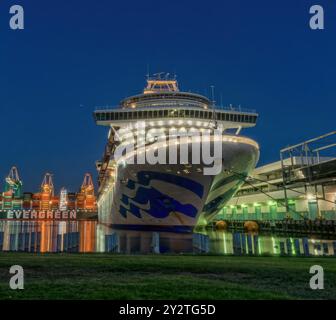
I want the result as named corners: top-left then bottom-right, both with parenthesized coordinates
top-left (143, 73), bottom-right (179, 93)
top-left (94, 75), bottom-right (258, 131)
top-left (120, 73), bottom-right (210, 110)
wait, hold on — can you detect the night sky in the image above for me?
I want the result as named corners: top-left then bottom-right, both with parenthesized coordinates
top-left (0, 0), bottom-right (335, 193)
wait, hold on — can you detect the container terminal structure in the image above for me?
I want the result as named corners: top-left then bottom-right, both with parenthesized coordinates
top-left (0, 169), bottom-right (97, 219)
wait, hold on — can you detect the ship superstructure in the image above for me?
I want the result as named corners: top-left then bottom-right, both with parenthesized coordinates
top-left (94, 74), bottom-right (259, 231)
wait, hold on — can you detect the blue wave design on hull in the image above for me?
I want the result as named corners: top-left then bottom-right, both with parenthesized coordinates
top-left (119, 171), bottom-right (204, 220)
top-left (136, 171), bottom-right (204, 198)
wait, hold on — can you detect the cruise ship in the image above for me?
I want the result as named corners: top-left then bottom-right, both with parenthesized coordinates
top-left (94, 74), bottom-right (259, 232)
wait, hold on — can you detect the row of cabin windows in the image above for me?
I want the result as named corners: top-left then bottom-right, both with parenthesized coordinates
top-left (96, 109), bottom-right (257, 123)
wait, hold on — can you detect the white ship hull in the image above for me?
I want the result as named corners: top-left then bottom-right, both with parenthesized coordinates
top-left (98, 137), bottom-right (259, 232)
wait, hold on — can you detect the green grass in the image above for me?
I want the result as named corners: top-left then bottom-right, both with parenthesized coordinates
top-left (0, 253), bottom-right (335, 300)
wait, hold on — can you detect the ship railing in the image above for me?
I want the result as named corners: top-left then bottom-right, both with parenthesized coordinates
top-left (214, 105), bottom-right (256, 113)
top-left (94, 105), bottom-right (256, 114)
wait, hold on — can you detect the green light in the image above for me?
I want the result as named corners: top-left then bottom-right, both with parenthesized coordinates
top-left (290, 238), bottom-right (296, 255)
top-left (223, 232), bottom-right (227, 254)
top-left (272, 237), bottom-right (278, 255)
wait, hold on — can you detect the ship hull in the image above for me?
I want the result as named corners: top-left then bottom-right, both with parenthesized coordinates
top-left (98, 137), bottom-right (259, 232)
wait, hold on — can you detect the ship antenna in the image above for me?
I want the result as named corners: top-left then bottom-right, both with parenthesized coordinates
top-left (211, 85), bottom-right (215, 106)
top-left (146, 64), bottom-right (150, 80)
top-left (210, 85), bottom-right (218, 129)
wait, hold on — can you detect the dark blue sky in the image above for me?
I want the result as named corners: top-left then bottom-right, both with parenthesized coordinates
top-left (0, 0), bottom-right (335, 192)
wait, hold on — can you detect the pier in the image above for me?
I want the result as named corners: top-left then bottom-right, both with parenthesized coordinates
top-left (210, 219), bottom-right (336, 237)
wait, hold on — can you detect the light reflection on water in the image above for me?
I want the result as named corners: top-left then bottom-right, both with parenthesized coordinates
top-left (0, 220), bottom-right (335, 256)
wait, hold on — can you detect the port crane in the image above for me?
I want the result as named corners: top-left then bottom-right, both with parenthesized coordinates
top-left (40, 173), bottom-right (55, 210)
top-left (4, 166), bottom-right (23, 198)
top-left (77, 173), bottom-right (96, 210)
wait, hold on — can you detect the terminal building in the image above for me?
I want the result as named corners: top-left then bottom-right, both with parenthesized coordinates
top-left (216, 131), bottom-right (336, 222)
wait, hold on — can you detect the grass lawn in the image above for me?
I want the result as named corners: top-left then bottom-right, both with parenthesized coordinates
top-left (0, 253), bottom-right (335, 300)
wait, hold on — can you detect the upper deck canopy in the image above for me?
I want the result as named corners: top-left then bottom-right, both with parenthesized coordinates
top-left (93, 74), bottom-right (258, 129)
top-left (121, 74), bottom-right (210, 109)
